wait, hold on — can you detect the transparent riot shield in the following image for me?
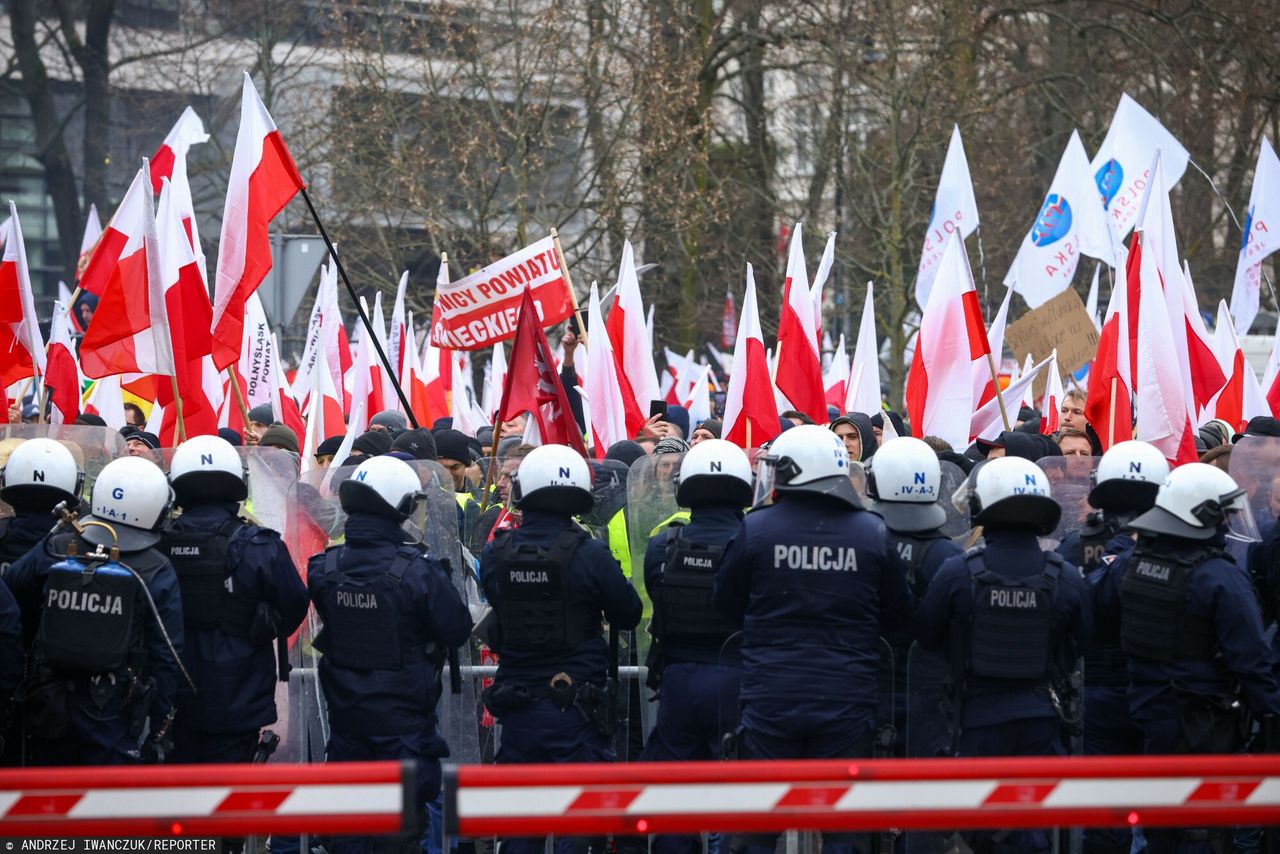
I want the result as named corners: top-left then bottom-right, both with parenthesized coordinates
top-left (1036, 455), bottom-right (1098, 552)
top-left (1228, 437), bottom-right (1280, 567)
top-left (937, 460), bottom-right (972, 541)
top-left (0, 425), bottom-right (127, 517)
top-left (290, 460), bottom-right (483, 767)
top-left (623, 452), bottom-right (685, 744)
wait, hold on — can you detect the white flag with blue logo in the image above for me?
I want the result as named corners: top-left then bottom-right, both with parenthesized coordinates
top-left (915, 124), bottom-right (980, 310)
top-left (1004, 131), bottom-right (1113, 308)
top-left (1090, 93), bottom-right (1189, 243)
top-left (1229, 137), bottom-right (1280, 335)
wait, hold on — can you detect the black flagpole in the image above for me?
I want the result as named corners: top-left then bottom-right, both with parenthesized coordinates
top-left (299, 187), bottom-right (419, 428)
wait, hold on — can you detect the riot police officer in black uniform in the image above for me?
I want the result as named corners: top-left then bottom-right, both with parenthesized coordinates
top-left (714, 424), bottom-right (911, 854)
top-left (165, 435), bottom-right (309, 764)
top-left (1056, 441), bottom-right (1166, 854)
top-left (0, 439), bottom-right (83, 578)
top-left (917, 456), bottom-right (1090, 854)
top-left (309, 454), bottom-right (473, 854)
top-left (1093, 462), bottom-right (1280, 854)
top-left (5, 456), bottom-right (186, 765)
top-left (641, 439), bottom-right (752, 854)
top-left (479, 443), bottom-right (642, 854)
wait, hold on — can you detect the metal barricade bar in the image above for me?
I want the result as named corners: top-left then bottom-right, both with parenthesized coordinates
top-left (444, 754), bottom-right (1280, 837)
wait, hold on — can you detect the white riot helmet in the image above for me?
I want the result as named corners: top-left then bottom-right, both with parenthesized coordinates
top-left (758, 424), bottom-right (860, 509)
top-left (966, 456), bottom-right (1060, 535)
top-left (867, 437), bottom-right (945, 533)
top-left (512, 444), bottom-right (593, 515)
top-left (1088, 440), bottom-right (1169, 514)
top-left (0, 439), bottom-right (84, 512)
top-left (85, 456), bottom-right (174, 551)
top-left (676, 439), bottom-right (752, 508)
top-left (1131, 462), bottom-right (1255, 542)
top-left (168, 435), bottom-right (248, 506)
top-left (338, 455), bottom-right (424, 521)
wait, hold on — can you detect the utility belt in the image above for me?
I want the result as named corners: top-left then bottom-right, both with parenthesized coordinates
top-left (482, 672), bottom-right (621, 737)
top-left (15, 665), bottom-right (154, 740)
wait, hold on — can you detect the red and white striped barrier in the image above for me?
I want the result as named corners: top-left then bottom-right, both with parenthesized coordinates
top-left (0, 761), bottom-right (414, 838)
top-left (445, 755), bottom-right (1280, 836)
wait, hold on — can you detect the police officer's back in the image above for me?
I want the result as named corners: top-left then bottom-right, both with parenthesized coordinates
top-left (478, 444), bottom-right (641, 763)
top-left (917, 457), bottom-right (1090, 754)
top-left (867, 437), bottom-right (963, 761)
top-left (164, 436), bottom-right (309, 763)
top-left (714, 425), bottom-right (911, 761)
top-left (642, 440), bottom-right (751, 773)
top-left (0, 440), bottom-right (74, 755)
top-left (1094, 463), bottom-right (1280, 742)
top-left (5, 456), bottom-right (186, 765)
top-left (309, 455), bottom-right (472, 849)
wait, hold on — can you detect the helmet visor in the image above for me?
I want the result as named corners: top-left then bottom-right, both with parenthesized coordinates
top-left (752, 454), bottom-right (779, 508)
top-left (1225, 490), bottom-right (1261, 544)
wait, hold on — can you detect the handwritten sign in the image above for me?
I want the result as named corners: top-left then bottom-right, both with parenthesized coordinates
top-left (1004, 288), bottom-right (1099, 375)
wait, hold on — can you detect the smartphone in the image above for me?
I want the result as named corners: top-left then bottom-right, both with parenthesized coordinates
top-left (649, 399), bottom-right (667, 420)
top-left (568, 314), bottom-right (581, 336)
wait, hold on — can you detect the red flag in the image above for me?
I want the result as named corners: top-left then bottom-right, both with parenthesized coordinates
top-left (1085, 241), bottom-right (1136, 451)
top-left (722, 265), bottom-right (780, 448)
top-left (44, 301), bottom-right (81, 424)
top-left (905, 232), bottom-right (988, 450)
top-left (775, 223), bottom-right (827, 422)
top-left (149, 107), bottom-right (209, 193)
top-left (211, 73), bottom-right (305, 370)
top-left (79, 167), bottom-right (171, 379)
top-left (495, 288), bottom-right (587, 455)
top-left (0, 203), bottom-right (45, 387)
top-left (153, 177), bottom-right (217, 443)
top-left (1039, 351), bottom-right (1063, 435)
top-left (721, 287), bottom-right (737, 350)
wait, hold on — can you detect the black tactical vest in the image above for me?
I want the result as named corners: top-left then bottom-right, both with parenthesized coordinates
top-left (167, 518), bottom-right (258, 637)
top-left (1120, 544), bottom-right (1218, 665)
top-left (966, 549), bottom-right (1061, 681)
top-left (893, 532), bottom-right (943, 598)
top-left (652, 526), bottom-right (738, 651)
top-left (34, 548), bottom-right (167, 675)
top-left (1079, 513), bottom-right (1122, 573)
top-left (492, 529), bottom-right (595, 651)
top-left (319, 546), bottom-right (434, 670)
top-left (0, 518), bottom-right (22, 575)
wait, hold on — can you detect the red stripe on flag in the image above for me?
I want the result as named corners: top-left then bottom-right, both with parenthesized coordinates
top-left (80, 249), bottom-right (150, 378)
top-left (211, 131), bottom-right (304, 370)
top-left (905, 345), bottom-right (928, 439)
top-left (77, 227), bottom-right (130, 298)
top-left (961, 290), bottom-right (990, 360)
top-left (149, 144), bottom-right (176, 194)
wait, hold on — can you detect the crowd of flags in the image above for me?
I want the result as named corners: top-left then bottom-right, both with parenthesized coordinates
top-left (2, 85), bottom-right (1280, 471)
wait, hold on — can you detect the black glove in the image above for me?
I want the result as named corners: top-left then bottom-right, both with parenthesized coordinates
top-left (141, 732), bottom-right (173, 764)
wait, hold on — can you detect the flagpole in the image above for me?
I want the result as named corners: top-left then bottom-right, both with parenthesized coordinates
top-left (226, 368), bottom-right (252, 428)
top-left (984, 349), bottom-right (1012, 432)
top-left (298, 187), bottom-right (419, 428)
top-left (550, 227), bottom-right (588, 347)
top-left (1108, 377), bottom-right (1118, 449)
top-left (169, 374), bottom-right (187, 443)
top-left (479, 413), bottom-right (501, 515)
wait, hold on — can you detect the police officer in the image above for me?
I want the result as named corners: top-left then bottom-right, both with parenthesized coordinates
top-left (917, 456), bottom-right (1090, 854)
top-left (0, 439), bottom-right (83, 576)
top-left (5, 456), bottom-right (186, 765)
top-left (713, 425), bottom-right (910, 854)
top-left (1058, 440), bottom-right (1167, 573)
top-left (867, 436), bottom-right (963, 768)
top-left (164, 435), bottom-right (309, 764)
top-left (867, 436), bottom-right (963, 599)
top-left (1093, 463), bottom-right (1280, 854)
top-left (478, 444), bottom-right (642, 854)
top-left (309, 454), bottom-right (472, 853)
top-left (1057, 442), bottom-right (1168, 854)
top-left (641, 440), bottom-right (752, 849)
